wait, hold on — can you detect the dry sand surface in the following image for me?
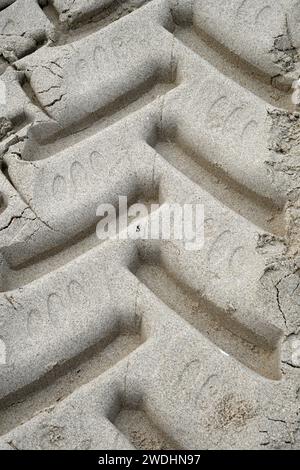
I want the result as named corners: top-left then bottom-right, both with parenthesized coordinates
top-left (0, 0), bottom-right (300, 450)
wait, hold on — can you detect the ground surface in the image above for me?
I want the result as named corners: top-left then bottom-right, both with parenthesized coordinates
top-left (0, 0), bottom-right (300, 450)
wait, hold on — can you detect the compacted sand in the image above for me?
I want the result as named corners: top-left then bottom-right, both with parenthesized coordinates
top-left (0, 0), bottom-right (299, 450)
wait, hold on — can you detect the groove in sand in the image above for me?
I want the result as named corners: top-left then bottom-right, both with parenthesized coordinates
top-left (112, 403), bottom-right (181, 450)
top-left (0, 198), bottom-right (159, 291)
top-left (0, 328), bottom-right (143, 436)
top-left (133, 260), bottom-right (282, 380)
top-left (43, 0), bottom-right (153, 46)
top-left (150, 135), bottom-right (285, 236)
top-left (23, 77), bottom-right (177, 161)
top-left (165, 19), bottom-right (291, 110)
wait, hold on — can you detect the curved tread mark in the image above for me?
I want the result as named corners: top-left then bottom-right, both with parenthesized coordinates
top-left (255, 5), bottom-right (272, 24)
top-left (76, 59), bottom-right (90, 83)
top-left (47, 292), bottom-right (65, 326)
top-left (241, 119), bottom-right (259, 142)
top-left (68, 279), bottom-right (88, 306)
top-left (52, 175), bottom-right (67, 198)
top-left (222, 106), bottom-right (244, 134)
top-left (206, 95), bottom-right (229, 129)
top-left (207, 230), bottom-right (232, 271)
top-left (70, 161), bottom-right (87, 190)
top-left (27, 309), bottom-right (44, 338)
top-left (236, 0), bottom-right (249, 17)
top-left (228, 246), bottom-right (246, 274)
top-left (89, 150), bottom-right (104, 174)
top-left (1, 18), bottom-right (15, 34)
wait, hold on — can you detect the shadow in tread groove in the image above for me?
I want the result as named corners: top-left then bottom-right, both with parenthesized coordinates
top-left (109, 396), bottom-right (182, 450)
top-left (22, 73), bottom-right (178, 161)
top-left (0, 192), bottom-right (8, 216)
top-left (42, 0), bottom-right (154, 45)
top-left (147, 128), bottom-right (285, 236)
top-left (132, 255), bottom-right (282, 381)
top-left (0, 326), bottom-right (145, 436)
top-left (0, 194), bottom-right (159, 290)
top-left (0, 1), bottom-right (16, 12)
top-left (164, 9), bottom-right (292, 109)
